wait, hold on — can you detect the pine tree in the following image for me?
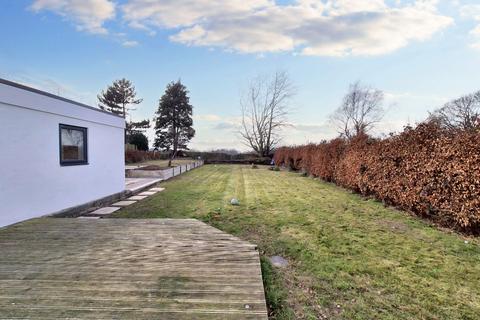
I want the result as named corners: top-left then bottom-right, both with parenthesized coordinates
top-left (126, 119), bottom-right (150, 136)
top-left (98, 78), bottom-right (150, 145)
top-left (98, 78), bottom-right (143, 117)
top-left (154, 80), bottom-right (195, 166)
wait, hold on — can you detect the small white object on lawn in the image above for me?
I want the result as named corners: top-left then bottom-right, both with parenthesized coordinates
top-left (269, 256), bottom-right (288, 268)
top-left (230, 198), bottom-right (239, 206)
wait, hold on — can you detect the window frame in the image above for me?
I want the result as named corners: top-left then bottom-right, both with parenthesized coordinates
top-left (59, 124), bottom-right (88, 166)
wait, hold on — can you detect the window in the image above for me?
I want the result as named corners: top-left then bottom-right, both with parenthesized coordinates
top-left (59, 124), bottom-right (88, 166)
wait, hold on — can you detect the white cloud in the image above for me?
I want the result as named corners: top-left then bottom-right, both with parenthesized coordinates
top-left (28, 0), bottom-right (453, 55)
top-left (300, 1), bottom-right (453, 56)
top-left (460, 4), bottom-right (480, 49)
top-left (122, 0), bottom-right (272, 29)
top-left (122, 40), bottom-right (139, 47)
top-left (460, 4), bottom-right (480, 20)
top-left (193, 114), bottom-right (242, 130)
top-left (30, 0), bottom-right (115, 34)
top-left (194, 114), bottom-right (231, 122)
top-left (384, 91), bottom-right (448, 104)
top-left (213, 122), bottom-right (240, 130)
top-left (121, 0), bottom-right (453, 56)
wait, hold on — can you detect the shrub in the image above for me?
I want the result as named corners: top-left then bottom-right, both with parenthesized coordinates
top-left (127, 132), bottom-right (149, 151)
top-left (274, 122), bottom-right (480, 233)
top-left (125, 150), bottom-right (169, 164)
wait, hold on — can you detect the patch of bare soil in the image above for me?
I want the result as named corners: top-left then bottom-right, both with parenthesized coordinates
top-left (377, 219), bottom-right (410, 233)
top-left (280, 262), bottom-right (339, 319)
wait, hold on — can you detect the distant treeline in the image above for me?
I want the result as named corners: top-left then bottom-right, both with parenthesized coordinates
top-left (125, 149), bottom-right (271, 165)
top-left (186, 151), bottom-right (271, 165)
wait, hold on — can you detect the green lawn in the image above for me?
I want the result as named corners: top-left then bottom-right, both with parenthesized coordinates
top-left (113, 165), bottom-right (480, 319)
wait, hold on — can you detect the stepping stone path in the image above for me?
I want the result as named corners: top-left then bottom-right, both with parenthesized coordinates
top-left (128, 195), bottom-right (148, 201)
top-left (89, 207), bottom-right (121, 216)
top-left (81, 187), bottom-right (165, 218)
top-left (112, 200), bottom-right (137, 207)
top-left (138, 191), bottom-right (157, 196)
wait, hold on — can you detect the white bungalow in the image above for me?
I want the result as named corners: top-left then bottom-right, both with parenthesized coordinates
top-left (0, 78), bottom-right (125, 227)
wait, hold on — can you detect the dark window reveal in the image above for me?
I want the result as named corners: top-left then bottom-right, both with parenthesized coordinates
top-left (59, 124), bottom-right (88, 166)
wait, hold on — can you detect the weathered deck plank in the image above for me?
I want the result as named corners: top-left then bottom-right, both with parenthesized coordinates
top-left (0, 218), bottom-right (268, 319)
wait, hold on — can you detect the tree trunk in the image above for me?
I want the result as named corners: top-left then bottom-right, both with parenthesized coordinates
top-left (169, 148), bottom-right (178, 167)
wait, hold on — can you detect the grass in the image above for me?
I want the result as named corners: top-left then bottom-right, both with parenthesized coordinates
top-left (113, 164), bottom-right (480, 319)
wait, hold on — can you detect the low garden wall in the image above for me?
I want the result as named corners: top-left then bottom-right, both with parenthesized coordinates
top-left (274, 122), bottom-right (480, 233)
top-left (126, 160), bottom-right (204, 180)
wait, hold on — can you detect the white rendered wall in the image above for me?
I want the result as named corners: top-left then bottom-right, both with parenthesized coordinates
top-left (0, 82), bottom-right (125, 227)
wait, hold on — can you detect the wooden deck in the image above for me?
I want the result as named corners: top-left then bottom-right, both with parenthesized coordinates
top-left (0, 218), bottom-right (268, 319)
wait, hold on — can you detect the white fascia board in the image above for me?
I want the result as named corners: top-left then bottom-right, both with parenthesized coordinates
top-left (0, 81), bottom-right (125, 129)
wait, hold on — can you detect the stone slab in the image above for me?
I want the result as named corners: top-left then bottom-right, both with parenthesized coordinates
top-left (88, 206), bottom-right (121, 215)
top-left (149, 187), bottom-right (165, 192)
top-left (269, 255), bottom-right (289, 268)
top-left (128, 195), bottom-right (148, 201)
top-left (138, 191), bottom-right (157, 196)
top-left (77, 216), bottom-right (100, 219)
top-left (112, 201), bottom-right (137, 207)
top-left (125, 178), bottom-right (163, 193)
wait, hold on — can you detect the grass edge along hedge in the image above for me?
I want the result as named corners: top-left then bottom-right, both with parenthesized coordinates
top-left (274, 122), bottom-right (480, 233)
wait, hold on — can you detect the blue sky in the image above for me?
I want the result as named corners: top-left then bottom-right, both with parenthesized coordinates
top-left (1, 0), bottom-right (479, 150)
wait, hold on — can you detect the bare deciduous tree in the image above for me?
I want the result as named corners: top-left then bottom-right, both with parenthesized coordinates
top-left (331, 81), bottom-right (385, 139)
top-left (240, 71), bottom-right (295, 156)
top-left (429, 90), bottom-right (480, 131)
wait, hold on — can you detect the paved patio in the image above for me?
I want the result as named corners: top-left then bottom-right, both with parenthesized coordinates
top-left (0, 218), bottom-right (268, 319)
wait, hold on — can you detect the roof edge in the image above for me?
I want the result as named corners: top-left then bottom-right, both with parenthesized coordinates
top-left (0, 78), bottom-right (125, 119)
